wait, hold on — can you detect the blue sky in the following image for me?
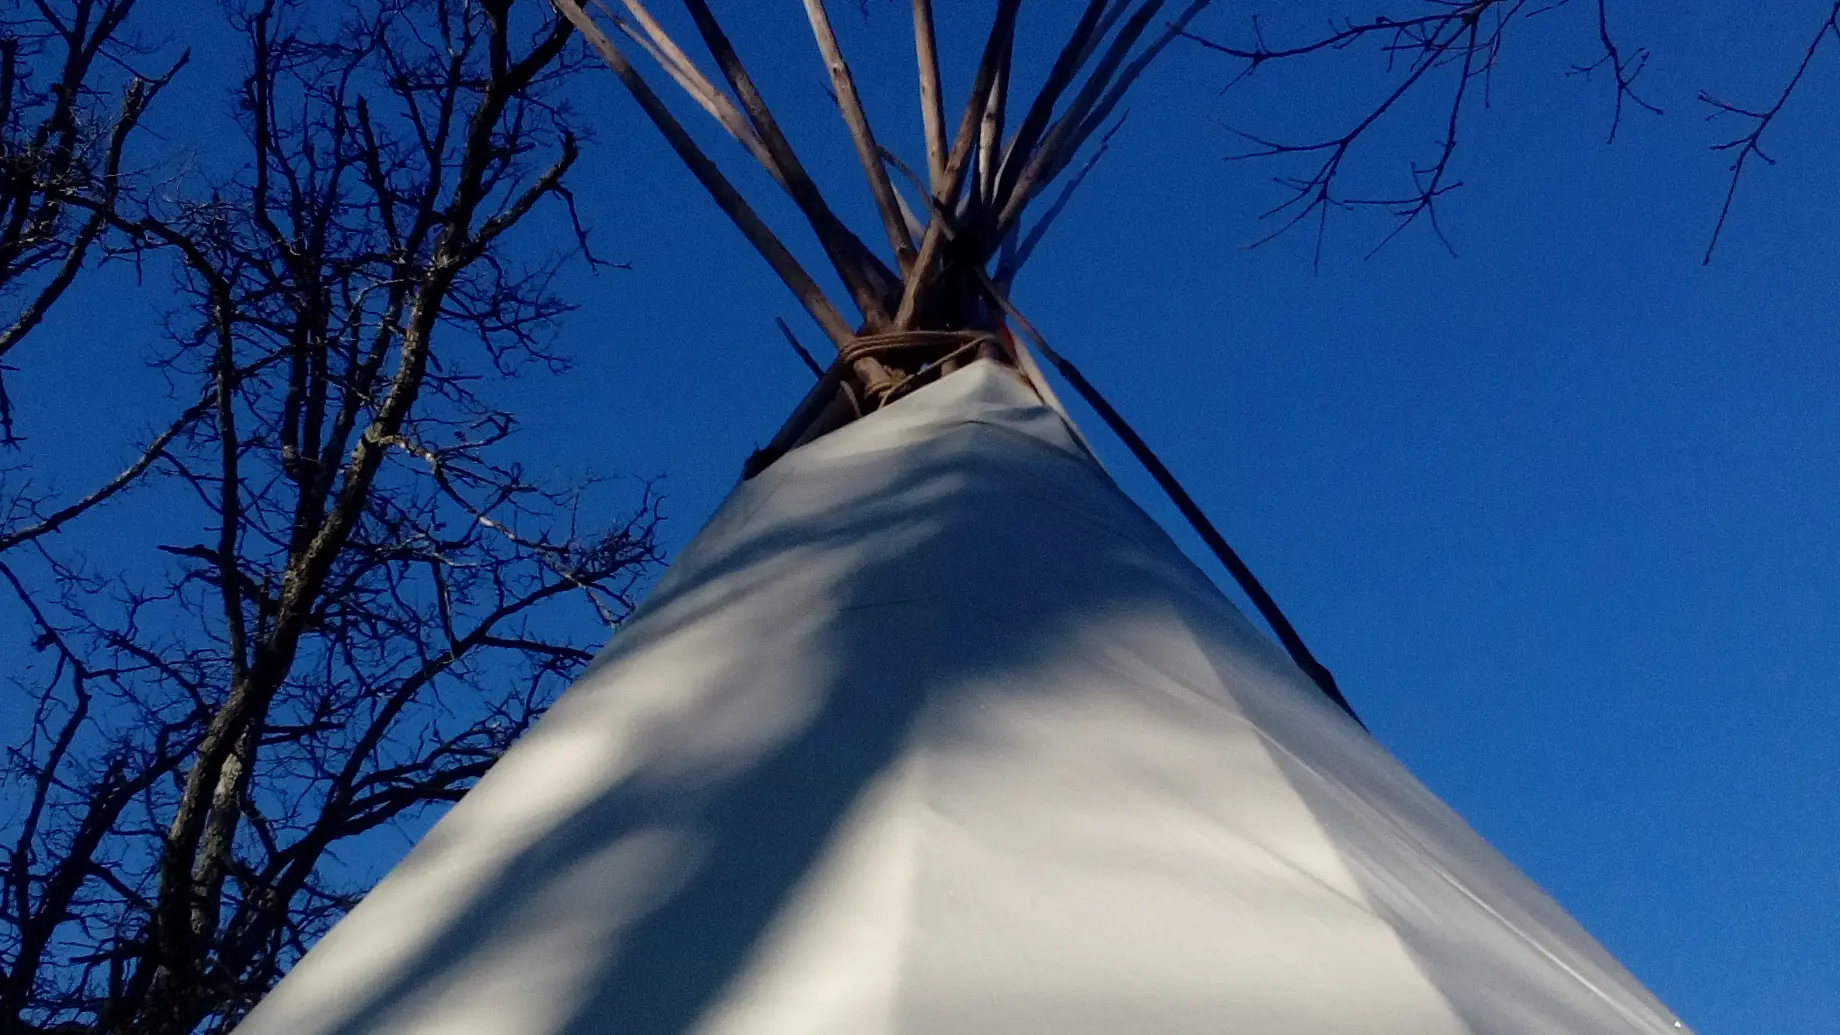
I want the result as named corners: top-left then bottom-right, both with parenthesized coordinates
top-left (7, 1), bottom-right (1839, 1032)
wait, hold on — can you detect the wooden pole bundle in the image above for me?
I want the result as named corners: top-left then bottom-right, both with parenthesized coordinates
top-left (550, 0), bottom-right (1362, 722)
top-left (551, 0), bottom-right (1213, 355)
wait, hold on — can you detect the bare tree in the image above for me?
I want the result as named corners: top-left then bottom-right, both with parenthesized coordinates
top-left (1700, 0), bottom-right (1840, 262)
top-left (1184, 0), bottom-right (1657, 265)
top-left (0, 0), bottom-right (177, 439)
top-left (0, 2), bottom-right (660, 1033)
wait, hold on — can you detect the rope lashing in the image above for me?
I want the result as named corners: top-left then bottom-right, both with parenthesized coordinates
top-left (740, 327), bottom-right (1007, 479)
top-left (972, 271), bottom-right (1367, 729)
top-left (842, 328), bottom-right (1005, 407)
top-left (839, 328), bottom-right (1001, 365)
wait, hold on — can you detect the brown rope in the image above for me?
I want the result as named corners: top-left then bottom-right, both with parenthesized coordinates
top-left (867, 340), bottom-right (987, 404)
top-left (842, 329), bottom-right (1004, 407)
top-left (840, 329), bottom-right (998, 365)
top-left (743, 329), bottom-right (1002, 479)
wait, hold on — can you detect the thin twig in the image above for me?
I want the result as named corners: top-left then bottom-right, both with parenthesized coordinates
top-left (0, 74), bottom-right (161, 363)
top-left (0, 389), bottom-right (217, 553)
top-left (896, 0), bottom-right (1022, 328)
top-left (1566, 0), bottom-right (1662, 144)
top-left (1218, 12), bottom-right (1480, 270)
top-left (991, 0), bottom-right (1111, 210)
top-left (1700, 0), bottom-right (1840, 263)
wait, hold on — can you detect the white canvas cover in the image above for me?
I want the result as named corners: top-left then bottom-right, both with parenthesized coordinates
top-left (235, 360), bottom-right (1688, 1035)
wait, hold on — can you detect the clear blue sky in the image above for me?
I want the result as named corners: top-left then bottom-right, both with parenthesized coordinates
top-left (9, 2), bottom-right (1838, 1032)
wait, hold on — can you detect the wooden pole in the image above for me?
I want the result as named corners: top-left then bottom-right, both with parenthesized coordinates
top-left (1080, 0), bottom-right (1136, 69)
top-left (555, 0), bottom-right (857, 347)
top-left (896, 0), bottom-right (1022, 329)
top-left (976, 39), bottom-right (1012, 211)
top-left (679, 0), bottom-right (900, 328)
top-left (613, 0), bottom-right (776, 173)
top-left (990, 0), bottom-right (1111, 209)
top-left (1051, 0), bottom-right (1215, 184)
top-left (742, 360), bottom-right (854, 479)
top-left (777, 317), bottom-right (825, 379)
top-left (804, 0), bottom-right (918, 272)
top-left (976, 270), bottom-right (1366, 728)
top-left (997, 114), bottom-right (1127, 283)
top-left (995, 0), bottom-right (1167, 238)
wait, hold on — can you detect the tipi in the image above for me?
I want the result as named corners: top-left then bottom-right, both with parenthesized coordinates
top-left (234, 3), bottom-right (1690, 1034)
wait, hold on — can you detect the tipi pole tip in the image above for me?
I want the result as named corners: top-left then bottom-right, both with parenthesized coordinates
top-left (991, 0), bottom-right (1112, 212)
top-left (609, 0), bottom-right (779, 178)
top-left (896, 0), bottom-right (1022, 329)
top-left (554, 0), bottom-right (856, 346)
top-left (975, 36), bottom-right (1014, 210)
top-left (995, 0), bottom-right (1170, 237)
top-left (678, 0), bottom-right (902, 333)
top-left (804, 0), bottom-right (919, 271)
top-left (911, 0), bottom-right (949, 194)
top-left (1049, 0), bottom-right (1216, 190)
